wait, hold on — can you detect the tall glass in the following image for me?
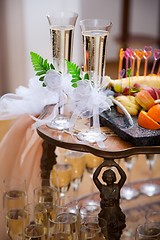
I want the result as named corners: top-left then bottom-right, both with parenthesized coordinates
top-left (47, 11), bottom-right (78, 75)
top-left (3, 177), bottom-right (27, 240)
top-left (76, 19), bottom-right (112, 144)
top-left (80, 19), bottom-right (112, 87)
top-left (46, 11), bottom-right (78, 131)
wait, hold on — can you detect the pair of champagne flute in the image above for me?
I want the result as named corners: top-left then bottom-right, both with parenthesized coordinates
top-left (47, 11), bottom-right (112, 144)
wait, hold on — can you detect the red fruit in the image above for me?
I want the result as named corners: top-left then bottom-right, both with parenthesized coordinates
top-left (143, 87), bottom-right (160, 100)
top-left (135, 89), bottom-right (155, 110)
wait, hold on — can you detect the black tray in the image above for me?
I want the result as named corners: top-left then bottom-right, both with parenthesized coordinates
top-left (100, 107), bottom-right (160, 146)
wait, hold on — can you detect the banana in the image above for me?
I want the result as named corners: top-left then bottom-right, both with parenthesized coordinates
top-left (109, 75), bottom-right (160, 92)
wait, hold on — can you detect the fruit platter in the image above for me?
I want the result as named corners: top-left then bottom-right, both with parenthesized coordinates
top-left (100, 47), bottom-right (160, 146)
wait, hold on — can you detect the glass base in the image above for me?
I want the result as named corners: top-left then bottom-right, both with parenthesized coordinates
top-left (77, 129), bottom-right (107, 143)
top-left (81, 199), bottom-right (100, 213)
top-left (140, 183), bottom-right (160, 197)
top-left (121, 186), bottom-right (140, 200)
top-left (47, 115), bottom-right (71, 130)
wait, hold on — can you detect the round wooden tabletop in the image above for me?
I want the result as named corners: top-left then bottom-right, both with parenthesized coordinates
top-left (37, 105), bottom-right (160, 159)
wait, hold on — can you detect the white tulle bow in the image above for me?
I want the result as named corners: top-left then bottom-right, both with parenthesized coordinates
top-left (69, 80), bottom-right (113, 131)
top-left (0, 76), bottom-right (59, 120)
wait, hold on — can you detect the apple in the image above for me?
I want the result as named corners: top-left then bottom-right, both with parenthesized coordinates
top-left (143, 86), bottom-right (160, 100)
top-left (115, 95), bottom-right (140, 115)
top-left (135, 89), bottom-right (155, 110)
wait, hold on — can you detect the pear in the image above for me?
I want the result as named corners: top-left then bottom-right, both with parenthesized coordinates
top-left (115, 95), bottom-right (140, 115)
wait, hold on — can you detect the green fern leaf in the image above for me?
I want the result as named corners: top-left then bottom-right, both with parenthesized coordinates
top-left (66, 60), bottom-right (82, 88)
top-left (30, 52), bottom-right (55, 85)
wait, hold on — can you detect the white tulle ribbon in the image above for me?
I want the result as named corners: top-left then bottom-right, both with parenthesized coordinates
top-left (0, 76), bottom-right (59, 120)
top-left (69, 80), bottom-right (113, 131)
top-left (31, 70), bottom-right (72, 128)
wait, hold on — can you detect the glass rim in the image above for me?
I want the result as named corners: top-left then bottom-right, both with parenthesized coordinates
top-left (137, 224), bottom-right (160, 237)
top-left (79, 18), bottom-right (113, 28)
top-left (46, 10), bottom-right (78, 20)
top-left (24, 224), bottom-right (45, 237)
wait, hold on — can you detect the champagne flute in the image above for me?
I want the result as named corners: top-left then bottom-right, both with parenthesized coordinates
top-left (46, 11), bottom-right (78, 131)
top-left (140, 154), bottom-right (160, 196)
top-left (47, 10), bottom-right (78, 75)
top-left (76, 19), bottom-right (112, 143)
top-left (49, 212), bottom-right (76, 240)
top-left (64, 150), bottom-right (85, 191)
top-left (6, 208), bottom-right (24, 240)
top-left (3, 177), bottom-right (27, 213)
top-left (50, 163), bottom-right (72, 196)
top-left (84, 153), bottom-right (103, 207)
top-left (3, 177), bottom-right (28, 240)
top-left (24, 203), bottom-right (48, 236)
top-left (33, 186), bottom-right (58, 228)
top-left (55, 196), bottom-right (79, 240)
top-left (121, 155), bottom-right (140, 200)
top-left (79, 215), bottom-right (106, 240)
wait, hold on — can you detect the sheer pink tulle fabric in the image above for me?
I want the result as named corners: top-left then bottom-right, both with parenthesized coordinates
top-left (0, 114), bottom-right (43, 238)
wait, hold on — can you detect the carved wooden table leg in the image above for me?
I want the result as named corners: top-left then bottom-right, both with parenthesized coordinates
top-left (93, 158), bottom-right (127, 240)
top-left (40, 141), bottom-right (57, 186)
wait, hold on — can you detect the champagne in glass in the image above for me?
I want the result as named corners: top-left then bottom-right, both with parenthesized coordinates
top-left (49, 212), bottom-right (76, 240)
top-left (50, 25), bottom-right (74, 75)
top-left (50, 163), bottom-right (72, 195)
top-left (76, 19), bottom-right (112, 144)
top-left (24, 203), bottom-right (48, 236)
top-left (46, 11), bottom-right (78, 131)
top-left (3, 190), bottom-right (27, 213)
top-left (24, 224), bottom-right (45, 240)
top-left (6, 208), bottom-right (24, 240)
top-left (64, 150), bottom-right (85, 191)
top-left (84, 153), bottom-right (103, 208)
top-left (80, 19), bottom-right (112, 87)
top-left (47, 11), bottom-right (78, 75)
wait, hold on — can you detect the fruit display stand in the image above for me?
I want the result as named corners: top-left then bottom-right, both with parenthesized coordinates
top-left (37, 104), bottom-right (160, 240)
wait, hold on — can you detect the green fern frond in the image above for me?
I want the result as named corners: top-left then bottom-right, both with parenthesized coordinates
top-left (30, 51), bottom-right (55, 85)
top-left (66, 60), bottom-right (82, 88)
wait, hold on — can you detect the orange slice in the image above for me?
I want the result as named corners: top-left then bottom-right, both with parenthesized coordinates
top-left (147, 104), bottom-right (160, 123)
top-left (137, 110), bottom-right (160, 130)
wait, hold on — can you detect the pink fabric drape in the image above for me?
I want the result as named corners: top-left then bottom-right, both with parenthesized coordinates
top-left (0, 114), bottom-right (43, 238)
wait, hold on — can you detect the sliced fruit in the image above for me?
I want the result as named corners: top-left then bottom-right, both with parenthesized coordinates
top-left (135, 89), bottom-right (155, 110)
top-left (115, 95), bottom-right (140, 115)
top-left (137, 111), bottom-right (160, 130)
top-left (147, 104), bottom-right (160, 123)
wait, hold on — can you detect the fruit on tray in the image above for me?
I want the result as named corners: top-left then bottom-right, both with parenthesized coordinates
top-left (143, 86), bottom-right (160, 100)
top-left (115, 95), bottom-right (140, 115)
top-left (137, 110), bottom-right (160, 130)
top-left (135, 89), bottom-right (155, 110)
top-left (147, 104), bottom-right (160, 123)
top-left (110, 75), bottom-right (160, 93)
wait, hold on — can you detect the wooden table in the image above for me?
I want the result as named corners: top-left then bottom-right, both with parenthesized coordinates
top-left (37, 105), bottom-right (160, 240)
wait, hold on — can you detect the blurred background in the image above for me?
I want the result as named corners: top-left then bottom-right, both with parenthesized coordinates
top-left (0, 0), bottom-right (159, 95)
